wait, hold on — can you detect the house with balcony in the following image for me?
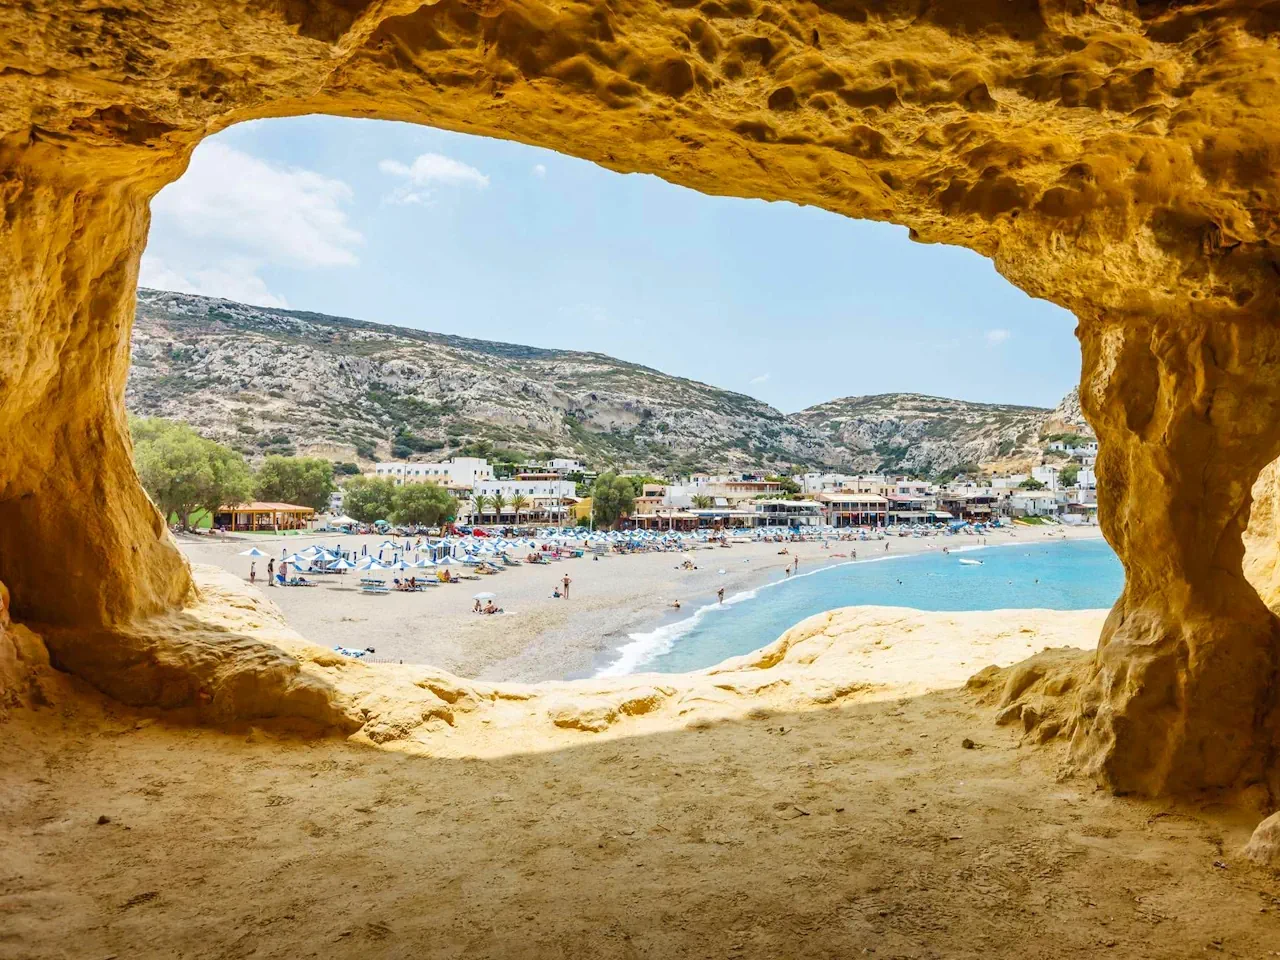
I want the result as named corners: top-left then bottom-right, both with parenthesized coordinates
top-left (816, 492), bottom-right (889, 527)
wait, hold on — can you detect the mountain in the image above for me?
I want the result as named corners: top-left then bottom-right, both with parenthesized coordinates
top-left (789, 393), bottom-right (1056, 475)
top-left (126, 289), bottom-right (1088, 477)
top-left (127, 289), bottom-right (840, 472)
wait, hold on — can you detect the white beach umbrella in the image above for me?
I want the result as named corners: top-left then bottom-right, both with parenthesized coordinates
top-left (472, 592), bottom-right (497, 600)
top-left (328, 557), bottom-right (355, 570)
top-left (281, 553), bottom-right (308, 564)
top-left (238, 547), bottom-right (268, 557)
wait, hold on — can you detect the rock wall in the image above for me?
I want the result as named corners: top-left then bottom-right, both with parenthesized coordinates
top-left (3, 0), bottom-right (1280, 793)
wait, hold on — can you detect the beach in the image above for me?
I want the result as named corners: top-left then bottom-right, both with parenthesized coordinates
top-left (180, 523), bottom-right (1106, 682)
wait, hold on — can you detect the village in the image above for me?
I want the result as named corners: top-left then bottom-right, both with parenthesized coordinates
top-left (269, 435), bottom-right (1102, 534)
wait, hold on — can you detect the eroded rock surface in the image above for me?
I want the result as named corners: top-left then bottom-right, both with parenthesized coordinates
top-left (4, 0), bottom-right (1280, 794)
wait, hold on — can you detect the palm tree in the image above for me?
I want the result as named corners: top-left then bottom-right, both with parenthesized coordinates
top-left (471, 494), bottom-right (489, 525)
top-left (510, 494), bottom-right (530, 523)
top-left (691, 494), bottom-right (713, 509)
top-left (490, 492), bottom-right (507, 523)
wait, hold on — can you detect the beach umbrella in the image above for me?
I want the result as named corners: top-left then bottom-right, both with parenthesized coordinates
top-left (281, 554), bottom-right (307, 564)
top-left (238, 547), bottom-right (268, 557)
top-left (355, 556), bottom-right (383, 571)
top-left (472, 592), bottom-right (497, 600)
top-left (328, 557), bottom-right (355, 570)
top-left (389, 559), bottom-right (413, 571)
top-left (436, 555), bottom-right (455, 565)
top-left (414, 557), bottom-right (437, 567)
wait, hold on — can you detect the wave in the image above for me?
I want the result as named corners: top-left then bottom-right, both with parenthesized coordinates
top-left (594, 550), bottom-right (924, 678)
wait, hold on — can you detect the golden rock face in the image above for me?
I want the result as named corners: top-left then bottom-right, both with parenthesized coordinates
top-left (2, 0), bottom-right (1279, 795)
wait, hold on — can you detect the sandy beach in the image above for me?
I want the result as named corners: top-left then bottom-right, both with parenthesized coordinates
top-left (181, 523), bottom-right (1106, 682)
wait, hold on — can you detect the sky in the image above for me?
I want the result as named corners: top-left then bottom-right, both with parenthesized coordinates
top-left (141, 115), bottom-right (1081, 413)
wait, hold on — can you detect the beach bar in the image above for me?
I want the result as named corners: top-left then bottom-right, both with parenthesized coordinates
top-left (214, 501), bottom-right (316, 532)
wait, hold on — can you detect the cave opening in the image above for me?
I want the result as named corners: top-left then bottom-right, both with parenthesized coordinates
top-left (3, 0), bottom-right (1280, 802)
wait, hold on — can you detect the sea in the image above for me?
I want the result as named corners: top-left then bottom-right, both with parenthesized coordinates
top-left (595, 538), bottom-right (1123, 677)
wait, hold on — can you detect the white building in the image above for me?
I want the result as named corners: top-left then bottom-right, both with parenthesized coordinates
top-left (374, 457), bottom-right (494, 489)
top-left (471, 475), bottom-right (577, 523)
top-left (1047, 438), bottom-right (1099, 457)
top-left (328, 489), bottom-right (344, 514)
top-left (1032, 464), bottom-right (1063, 491)
top-left (547, 458), bottom-right (583, 474)
top-left (751, 499), bottom-right (824, 528)
top-left (1009, 491), bottom-right (1067, 517)
top-left (799, 472), bottom-right (888, 494)
top-left (474, 477), bottom-right (577, 501)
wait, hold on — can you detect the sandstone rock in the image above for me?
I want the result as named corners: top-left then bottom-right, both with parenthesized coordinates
top-left (4, 0), bottom-right (1280, 797)
top-left (1244, 812), bottom-right (1280, 868)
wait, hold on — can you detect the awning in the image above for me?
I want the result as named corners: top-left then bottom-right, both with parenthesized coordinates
top-left (968, 505), bottom-right (992, 513)
top-left (892, 511), bottom-right (929, 519)
top-left (928, 510), bottom-right (954, 519)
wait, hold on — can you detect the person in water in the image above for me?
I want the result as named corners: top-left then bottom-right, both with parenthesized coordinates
top-left (717, 587), bottom-right (725, 604)
top-left (671, 600), bottom-right (682, 609)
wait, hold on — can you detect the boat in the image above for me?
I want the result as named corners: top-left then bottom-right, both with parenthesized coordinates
top-left (958, 558), bottom-right (984, 566)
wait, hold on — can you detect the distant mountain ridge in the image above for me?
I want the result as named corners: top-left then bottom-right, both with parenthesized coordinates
top-left (789, 393), bottom-right (1054, 475)
top-left (126, 289), bottom-right (1084, 476)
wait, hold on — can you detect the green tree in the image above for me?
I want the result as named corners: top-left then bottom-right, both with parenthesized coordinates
top-left (393, 482), bottom-right (457, 528)
top-left (130, 417), bottom-right (253, 530)
top-left (766, 474), bottom-right (800, 495)
top-left (490, 491), bottom-right (507, 521)
top-left (333, 461), bottom-right (361, 476)
top-left (343, 475), bottom-right (398, 523)
top-left (1060, 464), bottom-right (1080, 487)
top-left (1018, 478), bottom-right (1046, 490)
top-left (690, 494), bottom-right (714, 509)
top-left (254, 456), bottom-right (335, 510)
top-left (592, 472), bottom-right (636, 529)
top-left (510, 494), bottom-right (530, 522)
top-left (470, 494), bottom-right (489, 524)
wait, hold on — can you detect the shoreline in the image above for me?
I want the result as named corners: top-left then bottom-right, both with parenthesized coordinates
top-left (181, 523), bottom-right (1106, 683)
top-left (590, 527), bottom-right (1107, 677)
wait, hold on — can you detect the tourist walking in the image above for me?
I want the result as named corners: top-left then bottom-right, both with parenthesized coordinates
top-left (267, 558), bottom-right (275, 585)
top-left (717, 587), bottom-right (724, 604)
top-left (249, 562), bottom-right (256, 585)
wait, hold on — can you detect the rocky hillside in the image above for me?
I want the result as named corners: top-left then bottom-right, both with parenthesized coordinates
top-left (127, 289), bottom-right (840, 472)
top-left (790, 393), bottom-right (1057, 475)
top-left (127, 289), bottom-right (1088, 476)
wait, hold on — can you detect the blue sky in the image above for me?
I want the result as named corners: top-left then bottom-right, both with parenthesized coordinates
top-left (141, 116), bottom-right (1080, 413)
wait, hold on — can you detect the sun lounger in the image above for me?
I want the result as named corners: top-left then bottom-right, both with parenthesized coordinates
top-left (361, 583), bottom-right (390, 595)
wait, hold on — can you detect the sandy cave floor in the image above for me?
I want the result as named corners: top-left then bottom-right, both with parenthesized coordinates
top-left (5, 680), bottom-right (1280, 959)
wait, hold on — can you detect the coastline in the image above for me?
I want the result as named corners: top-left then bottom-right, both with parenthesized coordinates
top-left (181, 523), bottom-right (1105, 683)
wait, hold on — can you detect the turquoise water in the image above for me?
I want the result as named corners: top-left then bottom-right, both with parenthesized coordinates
top-left (598, 538), bottom-right (1123, 676)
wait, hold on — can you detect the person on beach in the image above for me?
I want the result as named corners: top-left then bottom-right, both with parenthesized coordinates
top-left (562, 575), bottom-right (572, 598)
top-left (671, 600), bottom-right (681, 609)
top-left (552, 587), bottom-right (562, 598)
top-left (249, 562), bottom-right (256, 584)
top-left (267, 558), bottom-right (275, 584)
top-left (717, 587), bottom-right (725, 604)
top-left (473, 599), bottom-right (482, 613)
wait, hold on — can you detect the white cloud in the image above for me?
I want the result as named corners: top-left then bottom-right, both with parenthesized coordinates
top-left (749, 372), bottom-right (771, 385)
top-left (985, 328), bottom-right (1011, 346)
top-left (139, 255), bottom-right (289, 309)
top-left (532, 163), bottom-right (547, 178)
top-left (379, 152), bottom-right (490, 204)
top-left (141, 140), bottom-right (363, 307)
top-left (151, 141), bottom-right (362, 269)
